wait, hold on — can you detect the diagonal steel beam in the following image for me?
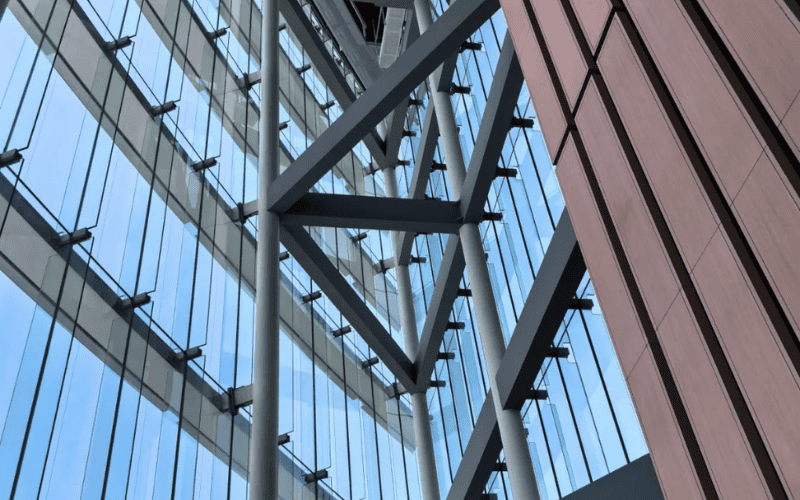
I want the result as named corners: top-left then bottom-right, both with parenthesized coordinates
top-left (279, 224), bottom-right (417, 391)
top-left (414, 236), bottom-right (465, 387)
top-left (460, 33), bottom-right (524, 223)
top-left (280, 0), bottom-right (387, 167)
top-left (445, 211), bottom-right (585, 500)
top-left (268, 0), bottom-right (501, 214)
top-left (281, 193), bottom-right (463, 233)
top-left (414, 34), bottom-right (523, 388)
top-left (496, 211), bottom-right (585, 410)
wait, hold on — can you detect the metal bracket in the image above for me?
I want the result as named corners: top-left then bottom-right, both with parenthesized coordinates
top-left (296, 63), bottom-right (312, 74)
top-left (510, 116), bottom-right (534, 128)
top-left (240, 71), bottom-right (261, 90)
top-left (376, 258), bottom-right (394, 274)
top-left (446, 321), bottom-right (465, 330)
top-left (103, 36), bottom-right (133, 51)
top-left (495, 167), bottom-right (518, 178)
top-left (229, 202), bottom-right (257, 224)
top-left (279, 251), bottom-right (290, 262)
top-left (396, 160), bottom-right (411, 167)
top-left (547, 346), bottom-right (570, 358)
top-left (430, 380), bottom-right (446, 388)
top-left (206, 27), bottom-right (227, 40)
top-left (351, 232), bottom-right (368, 242)
top-left (457, 288), bottom-right (472, 297)
top-left (278, 23), bottom-right (286, 31)
top-left (528, 389), bottom-right (548, 401)
top-left (55, 227), bottom-right (92, 247)
top-left (278, 433), bottom-right (290, 446)
top-left (0, 149), bottom-right (22, 168)
top-left (437, 352), bottom-right (456, 360)
top-left (483, 212), bottom-right (503, 222)
top-left (385, 382), bottom-right (407, 399)
top-left (408, 98), bottom-right (424, 106)
top-left (402, 129), bottom-right (416, 137)
top-left (174, 346), bottom-right (203, 363)
top-left (430, 161), bottom-right (447, 171)
top-left (460, 41), bottom-right (483, 52)
top-left (219, 384), bottom-right (254, 414)
top-left (493, 462), bottom-right (508, 472)
top-left (409, 256), bottom-right (427, 264)
top-left (569, 298), bottom-right (594, 310)
top-left (151, 101), bottom-right (177, 117)
top-left (450, 83), bottom-right (471, 95)
top-left (332, 325), bottom-right (351, 338)
top-left (361, 356), bottom-right (379, 368)
top-left (303, 469), bottom-right (328, 483)
top-left (118, 292), bottom-right (151, 310)
top-left (191, 158), bottom-right (217, 172)
top-left (279, 121), bottom-right (289, 131)
top-left (301, 291), bottom-right (322, 303)
top-left (320, 100), bottom-right (335, 111)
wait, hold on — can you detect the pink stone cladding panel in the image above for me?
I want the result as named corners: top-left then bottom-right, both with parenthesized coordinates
top-left (626, 347), bottom-right (704, 500)
top-left (624, 0), bottom-right (765, 201)
top-left (499, 0), bottom-right (534, 53)
top-left (569, 0), bottom-right (612, 53)
top-left (576, 79), bottom-right (680, 326)
top-left (692, 229), bottom-right (800, 498)
top-left (598, 18), bottom-right (719, 269)
top-left (556, 135), bottom-right (647, 378)
top-left (657, 292), bottom-right (769, 499)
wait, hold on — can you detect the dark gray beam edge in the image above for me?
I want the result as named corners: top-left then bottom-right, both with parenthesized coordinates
top-left (445, 388), bottom-right (503, 500)
top-left (279, 0), bottom-right (386, 167)
top-left (561, 454), bottom-right (664, 500)
top-left (281, 193), bottom-right (464, 233)
top-left (279, 224), bottom-right (417, 391)
top-left (414, 236), bottom-right (465, 389)
top-left (496, 211), bottom-right (585, 410)
top-left (444, 211), bottom-right (585, 500)
top-left (267, 0), bottom-right (501, 213)
top-left (460, 32), bottom-right (524, 223)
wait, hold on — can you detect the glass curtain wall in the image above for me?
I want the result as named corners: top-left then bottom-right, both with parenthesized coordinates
top-left (0, 0), bottom-right (646, 498)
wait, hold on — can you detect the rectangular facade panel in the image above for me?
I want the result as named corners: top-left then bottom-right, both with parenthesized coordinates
top-left (733, 150), bottom-right (800, 335)
top-left (695, 0), bottom-right (800, 121)
top-left (657, 291), bottom-right (769, 499)
top-left (576, 79), bottom-right (680, 327)
top-left (556, 135), bottom-right (647, 378)
top-left (691, 228), bottom-right (800, 498)
top-left (597, 18), bottom-right (719, 269)
top-left (626, 347), bottom-right (704, 500)
top-left (527, 0), bottom-right (587, 110)
top-left (623, 0), bottom-right (765, 201)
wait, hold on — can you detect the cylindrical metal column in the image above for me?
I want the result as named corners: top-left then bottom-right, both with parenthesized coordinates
top-left (413, 1), bottom-right (541, 497)
top-left (249, 0), bottom-right (281, 496)
top-left (385, 166), bottom-right (442, 500)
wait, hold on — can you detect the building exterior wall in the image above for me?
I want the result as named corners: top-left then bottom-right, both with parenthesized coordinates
top-left (501, 0), bottom-right (800, 498)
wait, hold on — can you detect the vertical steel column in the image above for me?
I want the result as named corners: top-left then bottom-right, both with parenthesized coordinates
top-left (384, 165), bottom-right (442, 500)
top-left (250, 0), bottom-right (281, 495)
top-left (413, 1), bottom-right (541, 498)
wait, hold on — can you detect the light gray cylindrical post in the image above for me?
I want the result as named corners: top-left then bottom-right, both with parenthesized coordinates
top-left (384, 166), bottom-right (442, 500)
top-left (412, 0), bottom-right (541, 497)
top-left (250, 0), bottom-right (281, 496)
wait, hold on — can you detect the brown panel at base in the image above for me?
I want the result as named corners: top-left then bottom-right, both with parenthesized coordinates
top-left (575, 79), bottom-right (680, 327)
top-left (569, 0), bottom-right (612, 54)
top-left (695, 0), bottom-right (800, 121)
top-left (692, 228), bottom-right (800, 498)
top-left (556, 135), bottom-right (646, 378)
top-left (732, 150), bottom-right (800, 345)
top-left (527, 0), bottom-right (588, 110)
top-left (597, 17), bottom-right (719, 269)
top-left (657, 292), bottom-right (769, 499)
top-left (516, 17), bottom-right (568, 163)
top-left (626, 346), bottom-right (704, 500)
top-left (624, 0), bottom-right (764, 202)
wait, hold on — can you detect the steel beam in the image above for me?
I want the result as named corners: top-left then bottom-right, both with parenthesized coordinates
top-left (443, 212), bottom-right (585, 500)
top-left (282, 193), bottom-right (463, 233)
top-left (267, 0), bottom-right (500, 213)
top-left (279, 224), bottom-right (417, 391)
top-left (561, 454), bottom-right (664, 500)
top-left (496, 211), bottom-right (584, 410)
top-left (414, 236), bottom-right (465, 390)
top-left (460, 33), bottom-right (524, 223)
top-left (280, 0), bottom-right (387, 167)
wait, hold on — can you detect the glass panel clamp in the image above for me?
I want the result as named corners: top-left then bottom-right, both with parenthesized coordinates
top-left (437, 352), bottom-right (456, 360)
top-left (239, 71), bottom-right (261, 90)
top-left (430, 161), bottom-right (446, 171)
top-left (218, 384), bottom-right (253, 415)
top-left (278, 433), bottom-right (290, 446)
top-left (510, 117), bottom-right (534, 128)
top-left (528, 389), bottom-right (548, 401)
top-left (449, 83), bottom-right (471, 95)
top-left (446, 321), bottom-right (465, 330)
top-left (191, 158), bottom-right (217, 172)
top-left (279, 251), bottom-right (290, 261)
top-left (54, 227), bottom-right (92, 247)
top-left (397, 160), bottom-right (411, 166)
top-left (279, 121), bottom-right (289, 131)
top-left (409, 255), bottom-right (427, 264)
top-left (303, 470), bottom-right (328, 484)
top-left (430, 380), bottom-right (446, 388)
top-left (320, 100), bottom-right (336, 111)
top-left (375, 258), bottom-right (394, 274)
top-left (481, 495), bottom-right (498, 500)
top-left (206, 27), bottom-right (227, 40)
top-left (301, 290), bottom-right (322, 303)
top-left (408, 98), bottom-right (424, 106)
top-left (402, 129), bottom-right (416, 137)
top-left (361, 356), bottom-right (379, 369)
top-left (173, 346), bottom-right (203, 363)
top-left (483, 211), bottom-right (503, 222)
top-left (118, 292), bottom-right (151, 310)
top-left (151, 101), bottom-right (177, 117)
top-left (0, 149), bottom-right (22, 168)
top-left (103, 36), bottom-right (133, 51)
top-left (278, 23), bottom-right (286, 31)
top-left (457, 288), bottom-right (472, 297)
top-left (460, 41), bottom-right (483, 52)
top-left (495, 167), bottom-right (518, 178)
top-left (296, 63), bottom-right (312, 74)
top-left (547, 346), bottom-right (570, 358)
top-left (569, 298), bottom-right (593, 310)
top-left (332, 325), bottom-right (351, 338)
top-left (493, 462), bottom-right (508, 472)
top-left (351, 232), bottom-right (368, 242)
top-left (229, 202), bottom-right (257, 224)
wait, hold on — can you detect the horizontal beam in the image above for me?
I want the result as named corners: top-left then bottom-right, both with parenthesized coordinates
top-left (496, 211), bottom-right (585, 410)
top-left (279, 224), bottom-right (417, 391)
top-left (460, 32), bottom-right (524, 223)
top-left (267, 0), bottom-right (501, 213)
top-left (562, 455), bottom-right (663, 500)
top-left (282, 193), bottom-right (463, 233)
top-left (280, 0), bottom-right (387, 166)
top-left (414, 236), bottom-right (466, 389)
